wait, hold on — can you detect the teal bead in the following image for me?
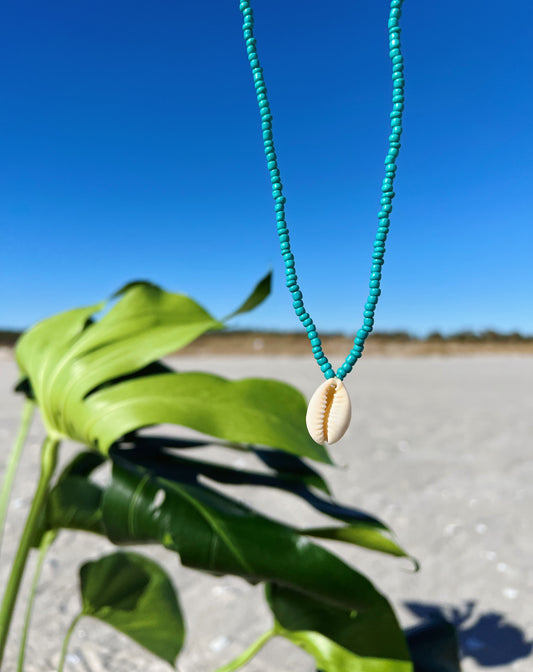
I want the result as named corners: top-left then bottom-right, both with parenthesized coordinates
top-left (242, 0), bottom-right (405, 381)
top-left (336, 369), bottom-right (345, 381)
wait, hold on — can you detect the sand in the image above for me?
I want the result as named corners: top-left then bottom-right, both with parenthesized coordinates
top-left (1, 354), bottom-right (532, 672)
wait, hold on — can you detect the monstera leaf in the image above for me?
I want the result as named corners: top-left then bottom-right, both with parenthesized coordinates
top-left (79, 551), bottom-right (184, 666)
top-left (14, 273), bottom-right (329, 461)
top-left (44, 448), bottom-right (413, 671)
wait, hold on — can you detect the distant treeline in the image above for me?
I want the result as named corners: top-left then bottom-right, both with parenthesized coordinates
top-left (1, 328), bottom-right (532, 348)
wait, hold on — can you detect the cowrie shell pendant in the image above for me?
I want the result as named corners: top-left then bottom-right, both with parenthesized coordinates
top-left (306, 377), bottom-right (351, 445)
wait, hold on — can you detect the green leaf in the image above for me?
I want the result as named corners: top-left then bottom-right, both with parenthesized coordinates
top-left (224, 271), bottom-right (272, 320)
top-left (72, 372), bottom-right (331, 462)
top-left (267, 584), bottom-right (412, 672)
top-left (302, 524), bottom-right (416, 564)
top-left (44, 448), bottom-right (411, 668)
top-left (79, 551), bottom-right (184, 666)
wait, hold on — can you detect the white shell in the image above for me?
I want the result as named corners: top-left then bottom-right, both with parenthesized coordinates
top-left (306, 377), bottom-right (351, 445)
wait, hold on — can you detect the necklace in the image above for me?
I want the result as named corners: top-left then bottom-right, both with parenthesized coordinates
top-left (239, 0), bottom-right (405, 445)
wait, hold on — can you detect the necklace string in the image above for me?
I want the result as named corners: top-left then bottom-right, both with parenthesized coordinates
top-left (239, 0), bottom-right (405, 382)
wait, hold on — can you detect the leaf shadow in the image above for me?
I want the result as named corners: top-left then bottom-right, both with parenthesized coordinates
top-left (112, 435), bottom-right (387, 529)
top-left (405, 601), bottom-right (533, 667)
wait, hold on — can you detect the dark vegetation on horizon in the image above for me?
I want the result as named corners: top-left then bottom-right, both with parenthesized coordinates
top-left (1, 328), bottom-right (532, 348)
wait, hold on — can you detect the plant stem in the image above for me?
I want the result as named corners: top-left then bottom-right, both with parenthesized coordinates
top-left (214, 629), bottom-right (276, 672)
top-left (57, 613), bottom-right (82, 672)
top-left (0, 400), bottom-right (35, 554)
top-left (16, 530), bottom-right (56, 672)
top-left (0, 436), bottom-right (59, 667)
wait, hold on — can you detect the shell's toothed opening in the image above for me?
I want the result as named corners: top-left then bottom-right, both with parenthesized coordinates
top-left (322, 381), bottom-right (338, 442)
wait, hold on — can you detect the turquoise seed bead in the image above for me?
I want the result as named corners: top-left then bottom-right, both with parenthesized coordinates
top-left (241, 0), bottom-right (404, 382)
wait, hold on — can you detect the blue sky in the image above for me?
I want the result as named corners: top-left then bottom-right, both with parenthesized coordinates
top-left (1, 1), bottom-right (531, 336)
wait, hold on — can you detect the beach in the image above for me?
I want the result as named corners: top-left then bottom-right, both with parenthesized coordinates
top-left (1, 354), bottom-right (532, 671)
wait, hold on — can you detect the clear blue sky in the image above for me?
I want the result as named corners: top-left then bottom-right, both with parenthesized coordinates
top-left (1, 1), bottom-right (531, 336)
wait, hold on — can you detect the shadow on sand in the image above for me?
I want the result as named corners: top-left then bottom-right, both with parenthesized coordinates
top-left (405, 601), bottom-right (532, 667)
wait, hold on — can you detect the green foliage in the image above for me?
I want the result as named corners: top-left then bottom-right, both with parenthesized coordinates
top-left (79, 551), bottom-right (184, 665)
top-left (5, 273), bottom-right (459, 671)
top-left (14, 273), bottom-right (327, 462)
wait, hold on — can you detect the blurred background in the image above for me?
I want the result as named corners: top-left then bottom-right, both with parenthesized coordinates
top-left (1, 0), bottom-right (531, 338)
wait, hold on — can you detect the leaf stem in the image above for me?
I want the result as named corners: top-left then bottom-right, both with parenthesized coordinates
top-left (57, 613), bottom-right (82, 672)
top-left (16, 530), bottom-right (56, 672)
top-left (214, 629), bottom-right (276, 672)
top-left (0, 436), bottom-right (59, 666)
top-left (0, 400), bottom-right (35, 554)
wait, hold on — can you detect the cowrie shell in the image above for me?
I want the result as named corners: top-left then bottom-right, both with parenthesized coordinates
top-left (306, 377), bottom-right (351, 445)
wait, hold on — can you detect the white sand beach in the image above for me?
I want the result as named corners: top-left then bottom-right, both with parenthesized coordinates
top-left (1, 355), bottom-right (532, 672)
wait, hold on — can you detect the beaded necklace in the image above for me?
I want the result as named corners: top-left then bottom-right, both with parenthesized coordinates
top-left (239, 0), bottom-right (405, 445)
